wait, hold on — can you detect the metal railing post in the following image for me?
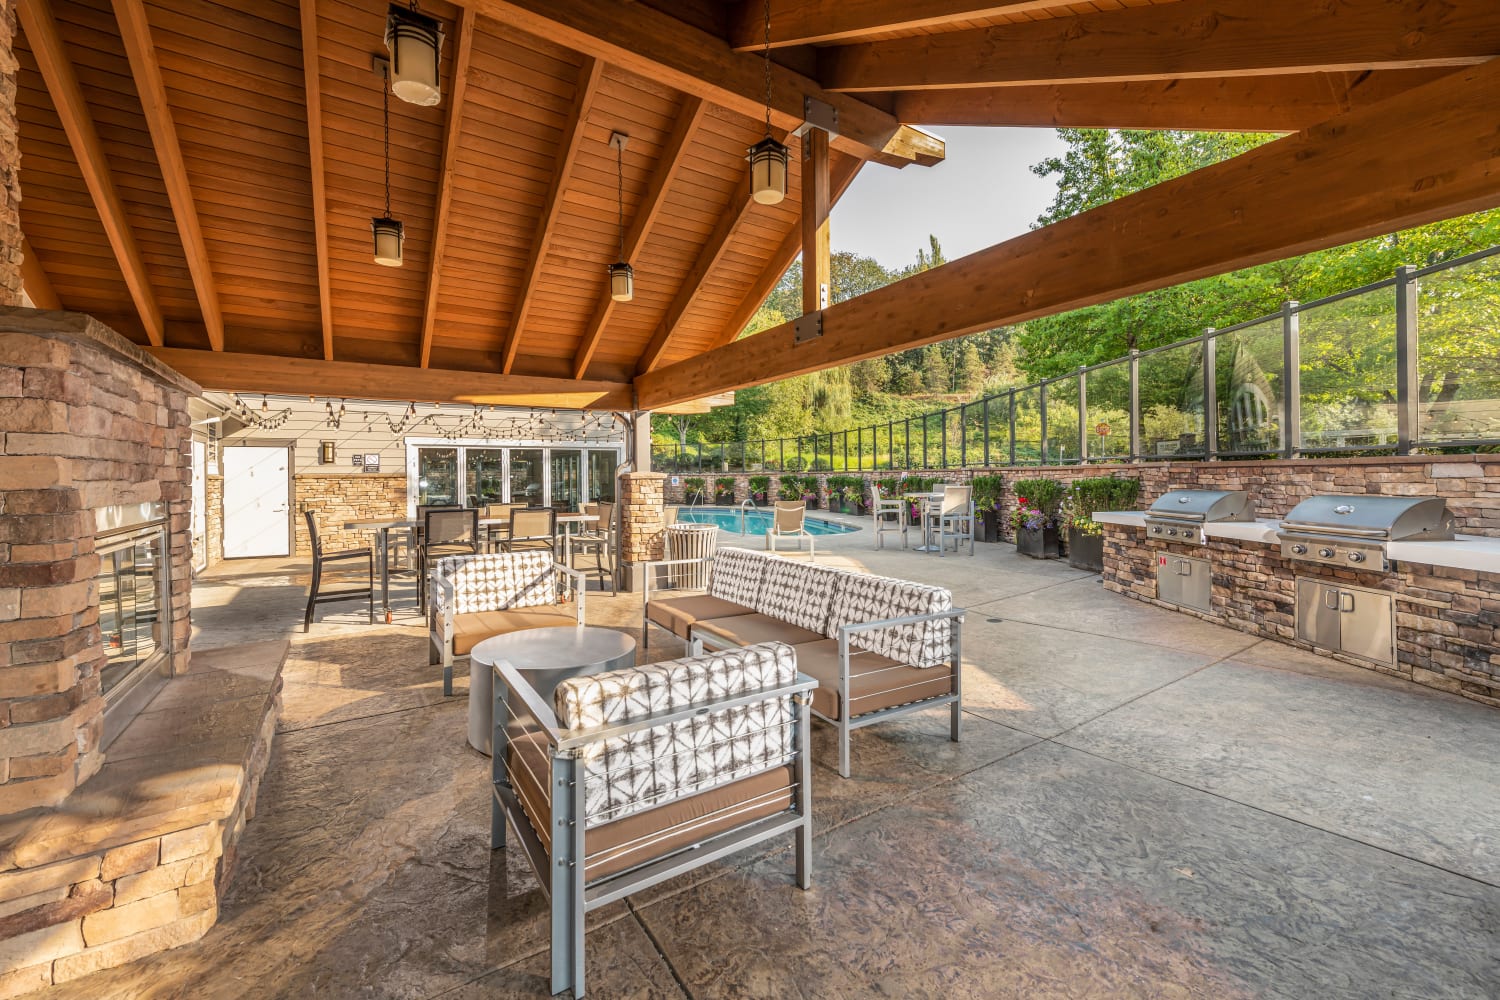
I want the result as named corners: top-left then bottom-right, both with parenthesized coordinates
top-left (1039, 381), bottom-right (1049, 466)
top-left (1128, 349), bottom-right (1141, 461)
top-left (982, 396), bottom-right (991, 468)
top-left (1282, 301), bottom-right (1301, 458)
top-left (843, 429), bottom-right (849, 470)
top-left (1077, 365), bottom-right (1088, 463)
top-left (1008, 390), bottom-right (1017, 466)
top-left (959, 404), bottom-right (967, 467)
top-left (905, 418), bottom-right (911, 468)
top-left (941, 410), bottom-right (949, 469)
top-left (1395, 264), bottom-right (1419, 454)
top-left (1203, 329), bottom-right (1219, 459)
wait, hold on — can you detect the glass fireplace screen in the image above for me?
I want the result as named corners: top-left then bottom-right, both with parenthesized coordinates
top-left (98, 522), bottom-right (169, 697)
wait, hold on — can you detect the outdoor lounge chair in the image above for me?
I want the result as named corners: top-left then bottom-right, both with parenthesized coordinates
top-left (491, 641), bottom-right (815, 998)
top-left (765, 500), bottom-right (815, 558)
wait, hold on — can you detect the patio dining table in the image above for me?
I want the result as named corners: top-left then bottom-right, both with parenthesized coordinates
top-left (903, 492), bottom-right (947, 553)
top-left (343, 512), bottom-right (599, 621)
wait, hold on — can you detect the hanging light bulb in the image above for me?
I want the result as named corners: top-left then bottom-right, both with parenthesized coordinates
top-left (261, 395), bottom-right (269, 413)
top-left (607, 132), bottom-right (633, 302)
top-left (384, 2), bottom-right (444, 107)
top-left (746, 0), bottom-right (788, 205)
top-left (372, 60), bottom-right (404, 266)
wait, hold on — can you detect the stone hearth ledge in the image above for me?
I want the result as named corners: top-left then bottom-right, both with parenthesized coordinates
top-left (0, 641), bottom-right (285, 989)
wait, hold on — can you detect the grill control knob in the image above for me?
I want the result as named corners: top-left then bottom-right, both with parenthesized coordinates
top-left (1151, 526), bottom-right (1162, 534)
top-left (1167, 528), bottom-right (1178, 537)
top-left (1348, 551), bottom-right (1365, 564)
top-left (1318, 547), bottom-right (1334, 559)
top-left (1290, 544), bottom-right (1307, 555)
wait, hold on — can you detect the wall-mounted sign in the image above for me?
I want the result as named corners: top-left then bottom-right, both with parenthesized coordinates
top-left (670, 476), bottom-right (679, 486)
top-left (363, 453), bottom-right (381, 472)
top-left (352, 454), bottom-right (364, 466)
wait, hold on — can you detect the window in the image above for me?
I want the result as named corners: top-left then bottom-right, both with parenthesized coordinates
top-left (407, 442), bottom-right (623, 512)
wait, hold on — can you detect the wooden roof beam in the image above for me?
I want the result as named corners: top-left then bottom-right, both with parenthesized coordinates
top-left (820, 0), bottom-right (1500, 92)
top-left (636, 58), bottom-right (1500, 409)
top-left (19, 0), bottom-right (165, 347)
top-left (572, 96), bottom-right (707, 380)
top-left (893, 70), bottom-right (1456, 132)
top-left (113, 0), bottom-right (223, 351)
top-left (151, 349), bottom-right (633, 410)
top-left (20, 235), bottom-right (61, 311)
top-left (460, 0), bottom-right (942, 169)
top-left (298, 0), bottom-right (334, 361)
top-left (419, 7), bottom-right (477, 369)
top-left (728, 0), bottom-right (1084, 51)
top-left (501, 57), bottom-right (602, 374)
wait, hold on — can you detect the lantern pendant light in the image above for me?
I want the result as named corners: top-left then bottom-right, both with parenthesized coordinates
top-left (384, 2), bottom-right (444, 107)
top-left (372, 64), bottom-right (404, 267)
top-left (607, 132), bottom-right (633, 302)
top-left (746, 0), bottom-right (787, 205)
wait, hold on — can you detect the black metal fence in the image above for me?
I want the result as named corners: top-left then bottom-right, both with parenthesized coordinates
top-left (652, 247), bottom-right (1500, 472)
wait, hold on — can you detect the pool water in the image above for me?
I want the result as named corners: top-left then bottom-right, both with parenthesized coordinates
top-left (673, 506), bottom-right (859, 536)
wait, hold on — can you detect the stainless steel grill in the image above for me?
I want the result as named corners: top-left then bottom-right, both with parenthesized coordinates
top-left (1277, 495), bottom-right (1455, 572)
top-left (1144, 489), bottom-right (1255, 544)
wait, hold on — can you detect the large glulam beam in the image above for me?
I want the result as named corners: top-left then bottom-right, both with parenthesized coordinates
top-left (820, 0), bottom-right (1500, 92)
top-left (298, 0), bottom-right (334, 360)
top-left (151, 349), bottom-right (634, 410)
top-left (893, 69), bottom-right (1455, 132)
top-left (637, 59), bottom-right (1500, 409)
top-left (460, 0), bottom-right (942, 168)
top-left (727, 0), bottom-right (1082, 50)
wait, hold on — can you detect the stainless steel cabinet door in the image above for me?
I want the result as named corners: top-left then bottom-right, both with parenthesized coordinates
top-left (1337, 587), bottom-right (1395, 666)
top-left (1295, 578), bottom-right (1342, 650)
top-left (1157, 555), bottom-right (1211, 612)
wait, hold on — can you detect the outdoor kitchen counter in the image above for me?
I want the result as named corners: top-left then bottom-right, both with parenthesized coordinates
top-left (1094, 511), bottom-right (1500, 573)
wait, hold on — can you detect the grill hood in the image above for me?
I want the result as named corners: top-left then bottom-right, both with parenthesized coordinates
top-left (1280, 495), bottom-right (1456, 541)
top-left (1147, 489), bottom-right (1255, 523)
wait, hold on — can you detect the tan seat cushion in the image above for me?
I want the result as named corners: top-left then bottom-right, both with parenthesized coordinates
top-left (695, 613), bottom-right (825, 648)
top-left (510, 733), bottom-right (795, 881)
top-left (452, 606), bottom-right (574, 655)
top-left (792, 638), bottom-right (953, 721)
top-left (647, 595), bottom-right (755, 640)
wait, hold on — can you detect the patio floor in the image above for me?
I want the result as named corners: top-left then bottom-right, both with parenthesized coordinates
top-left (43, 520), bottom-right (1500, 998)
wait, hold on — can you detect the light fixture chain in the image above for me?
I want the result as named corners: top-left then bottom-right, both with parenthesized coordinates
top-left (616, 139), bottom-right (624, 259)
top-left (383, 68), bottom-right (392, 217)
top-left (762, 0), bottom-right (772, 137)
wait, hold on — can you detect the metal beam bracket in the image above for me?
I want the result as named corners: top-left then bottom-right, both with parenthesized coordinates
top-left (793, 312), bottom-right (824, 345)
top-left (796, 96), bottom-right (839, 138)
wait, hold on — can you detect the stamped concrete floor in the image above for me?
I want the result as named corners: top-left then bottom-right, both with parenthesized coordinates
top-left (42, 524), bottom-right (1500, 999)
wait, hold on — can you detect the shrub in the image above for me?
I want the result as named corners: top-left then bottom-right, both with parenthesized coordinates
top-left (873, 476), bottom-right (901, 499)
top-left (1010, 477), bottom-right (1066, 532)
top-left (714, 476), bottom-right (736, 497)
top-left (971, 475), bottom-right (1004, 513)
top-left (682, 476), bottom-right (706, 501)
top-left (1061, 476), bottom-right (1141, 536)
top-left (748, 475), bottom-right (771, 503)
top-left (777, 476), bottom-right (802, 501)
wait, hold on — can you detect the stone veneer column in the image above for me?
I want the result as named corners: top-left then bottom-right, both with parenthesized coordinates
top-left (0, 312), bottom-right (197, 813)
top-left (0, 0), bottom-right (20, 307)
top-left (618, 471), bottom-right (666, 592)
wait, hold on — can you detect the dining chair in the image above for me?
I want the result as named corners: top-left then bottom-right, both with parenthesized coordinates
top-left (504, 508), bottom-right (557, 554)
top-left (302, 511), bottom-right (374, 631)
top-left (936, 484), bottom-right (975, 557)
top-left (872, 493), bottom-right (908, 550)
top-left (482, 502), bottom-right (527, 552)
top-left (568, 500), bottom-right (615, 592)
top-left (418, 507), bottom-right (479, 611)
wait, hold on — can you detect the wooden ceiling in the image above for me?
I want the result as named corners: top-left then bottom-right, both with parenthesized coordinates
top-left (11, 0), bottom-right (1500, 410)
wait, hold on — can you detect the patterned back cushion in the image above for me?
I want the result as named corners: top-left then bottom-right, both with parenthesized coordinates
top-left (708, 547), bottom-right (770, 605)
top-left (755, 558), bottom-right (843, 633)
top-left (554, 642), bottom-right (798, 827)
top-left (435, 551), bottom-right (556, 614)
top-left (826, 573), bottom-right (954, 668)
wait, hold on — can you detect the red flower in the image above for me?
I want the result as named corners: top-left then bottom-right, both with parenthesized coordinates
top-left (1017, 496), bottom-right (1028, 505)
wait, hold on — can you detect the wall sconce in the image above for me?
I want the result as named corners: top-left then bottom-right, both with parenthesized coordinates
top-left (320, 441), bottom-right (337, 464)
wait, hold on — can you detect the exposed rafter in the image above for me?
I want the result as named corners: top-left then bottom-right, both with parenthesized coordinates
top-left (819, 0), bottom-right (1500, 92)
top-left (298, 0), bottom-right (334, 361)
top-left (637, 58), bottom-right (1500, 409)
top-left (19, 235), bottom-right (61, 310)
top-left (112, 0), bottom-right (224, 351)
top-left (419, 6), bottom-right (477, 369)
top-left (18, 0), bottom-right (166, 347)
top-left (460, 0), bottom-right (943, 169)
top-left (572, 96), bottom-right (707, 380)
top-left (727, 0), bottom-right (1082, 50)
top-left (150, 349), bottom-right (633, 410)
top-left (893, 69), bottom-right (1456, 132)
top-left (501, 56), bottom-right (602, 374)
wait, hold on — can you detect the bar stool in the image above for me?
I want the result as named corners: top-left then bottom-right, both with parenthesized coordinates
top-left (303, 511), bottom-right (375, 631)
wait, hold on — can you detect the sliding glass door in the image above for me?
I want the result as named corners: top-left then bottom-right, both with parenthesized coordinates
top-left (408, 442), bottom-right (622, 513)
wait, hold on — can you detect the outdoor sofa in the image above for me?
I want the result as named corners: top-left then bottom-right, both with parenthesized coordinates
top-left (491, 641), bottom-right (815, 998)
top-left (429, 550), bottom-right (585, 696)
top-left (642, 547), bottom-right (963, 777)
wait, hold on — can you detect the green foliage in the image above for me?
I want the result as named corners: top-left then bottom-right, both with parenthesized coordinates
top-left (713, 476), bottom-right (736, 496)
top-left (1062, 476), bottom-right (1142, 536)
top-left (777, 476), bottom-right (802, 501)
top-left (873, 476), bottom-right (901, 499)
top-left (1013, 478), bottom-right (1066, 514)
top-left (747, 475), bottom-right (771, 500)
top-left (971, 475), bottom-right (1005, 512)
top-left (824, 475), bottom-right (865, 505)
top-left (682, 477), bottom-right (706, 499)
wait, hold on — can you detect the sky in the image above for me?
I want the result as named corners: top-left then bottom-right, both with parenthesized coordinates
top-left (830, 126), bottom-right (1068, 272)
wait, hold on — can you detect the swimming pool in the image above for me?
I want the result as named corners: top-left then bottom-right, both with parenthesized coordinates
top-left (673, 506), bottom-right (859, 536)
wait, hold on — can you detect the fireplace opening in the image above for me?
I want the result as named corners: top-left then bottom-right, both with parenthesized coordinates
top-left (97, 501), bottom-right (173, 747)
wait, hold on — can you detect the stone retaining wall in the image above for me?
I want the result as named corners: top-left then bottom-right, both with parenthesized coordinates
top-left (292, 473), bottom-right (407, 556)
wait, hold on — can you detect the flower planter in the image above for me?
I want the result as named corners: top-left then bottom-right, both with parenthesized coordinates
top-left (714, 492), bottom-right (735, 505)
top-left (977, 509), bottom-right (1002, 543)
top-left (1016, 525), bottom-right (1061, 559)
top-left (1067, 527), bottom-right (1105, 572)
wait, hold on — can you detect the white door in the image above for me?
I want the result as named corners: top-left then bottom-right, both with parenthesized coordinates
top-left (223, 446), bottom-right (290, 558)
top-left (191, 440), bottom-right (207, 572)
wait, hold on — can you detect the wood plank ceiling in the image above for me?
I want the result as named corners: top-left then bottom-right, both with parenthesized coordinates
top-left (11, 0), bottom-right (1497, 408)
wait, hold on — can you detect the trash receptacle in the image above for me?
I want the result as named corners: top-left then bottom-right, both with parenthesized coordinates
top-left (665, 524), bottom-right (718, 589)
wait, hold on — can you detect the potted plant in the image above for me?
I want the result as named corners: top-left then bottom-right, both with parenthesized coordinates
top-left (854, 480), bottom-right (873, 516)
top-left (747, 475), bottom-right (771, 505)
top-left (714, 476), bottom-right (736, 504)
top-left (824, 476), bottom-right (862, 514)
top-left (971, 475), bottom-right (1004, 543)
top-left (1061, 476), bottom-right (1141, 572)
top-left (777, 476), bottom-right (802, 502)
top-left (900, 475), bottom-right (938, 527)
top-left (799, 475), bottom-right (821, 509)
top-left (682, 477), bottom-right (707, 504)
top-left (1011, 477), bottom-right (1065, 558)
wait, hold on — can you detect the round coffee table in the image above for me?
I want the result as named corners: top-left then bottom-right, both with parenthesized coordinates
top-left (467, 626), bottom-right (637, 754)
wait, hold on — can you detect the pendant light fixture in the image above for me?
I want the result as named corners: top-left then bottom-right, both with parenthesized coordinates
top-left (746, 0), bottom-right (787, 205)
top-left (607, 132), bottom-right (633, 302)
top-left (384, 2), bottom-right (444, 107)
top-left (371, 62), bottom-right (404, 267)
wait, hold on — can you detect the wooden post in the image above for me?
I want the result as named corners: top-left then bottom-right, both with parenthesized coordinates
top-left (801, 129), bottom-right (831, 315)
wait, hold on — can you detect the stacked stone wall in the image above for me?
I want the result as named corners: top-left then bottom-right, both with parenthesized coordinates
top-left (292, 473), bottom-right (407, 556)
top-left (0, 0), bottom-right (19, 308)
